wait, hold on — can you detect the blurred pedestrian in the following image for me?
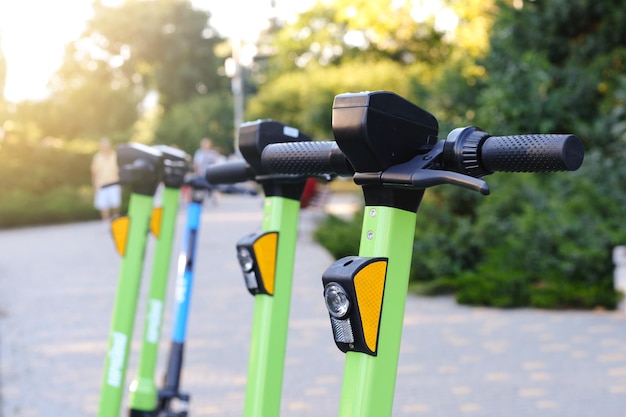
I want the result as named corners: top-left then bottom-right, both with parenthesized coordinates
top-left (193, 137), bottom-right (223, 176)
top-left (91, 138), bottom-right (121, 221)
top-left (193, 137), bottom-right (225, 205)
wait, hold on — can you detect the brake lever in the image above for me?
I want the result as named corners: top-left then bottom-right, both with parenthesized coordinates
top-left (384, 169), bottom-right (490, 195)
top-left (376, 142), bottom-right (490, 195)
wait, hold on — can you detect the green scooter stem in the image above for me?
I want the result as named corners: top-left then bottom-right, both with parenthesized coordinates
top-left (98, 192), bottom-right (155, 417)
top-left (244, 196), bottom-right (300, 417)
top-left (338, 204), bottom-right (418, 417)
top-left (128, 186), bottom-right (181, 412)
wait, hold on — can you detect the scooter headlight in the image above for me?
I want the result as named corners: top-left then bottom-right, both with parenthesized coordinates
top-left (237, 247), bottom-right (254, 272)
top-left (235, 231), bottom-right (278, 296)
top-left (324, 283), bottom-right (350, 319)
top-left (322, 256), bottom-right (388, 356)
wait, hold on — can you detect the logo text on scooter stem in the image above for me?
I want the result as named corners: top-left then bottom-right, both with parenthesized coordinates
top-left (106, 332), bottom-right (127, 387)
top-left (146, 299), bottom-right (163, 344)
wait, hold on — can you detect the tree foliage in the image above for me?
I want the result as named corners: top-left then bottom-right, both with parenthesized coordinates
top-left (246, 60), bottom-right (427, 139)
top-left (154, 92), bottom-right (234, 154)
top-left (67, 0), bottom-right (228, 110)
top-left (476, 0), bottom-right (626, 147)
top-left (247, 0), bottom-right (499, 139)
top-left (0, 0), bottom-right (234, 227)
top-left (30, 0), bottom-right (230, 141)
top-left (267, 0), bottom-right (448, 74)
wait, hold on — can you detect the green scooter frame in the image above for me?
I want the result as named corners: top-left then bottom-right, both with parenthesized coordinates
top-left (243, 194), bottom-right (300, 416)
top-left (205, 119), bottom-right (312, 417)
top-left (260, 90), bottom-right (584, 417)
top-left (127, 146), bottom-right (191, 416)
top-left (99, 143), bottom-right (164, 417)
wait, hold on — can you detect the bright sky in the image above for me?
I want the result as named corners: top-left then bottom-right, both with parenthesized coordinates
top-left (0, 0), bottom-right (314, 102)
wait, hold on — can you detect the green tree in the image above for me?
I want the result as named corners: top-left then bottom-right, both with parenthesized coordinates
top-left (83, 0), bottom-right (229, 110)
top-left (154, 92), bottom-right (234, 154)
top-left (440, 0), bottom-right (626, 308)
top-left (39, 0), bottom-right (230, 141)
top-left (247, 0), bottom-right (471, 137)
top-left (38, 54), bottom-right (141, 140)
top-left (267, 0), bottom-right (448, 74)
top-left (246, 60), bottom-right (427, 139)
top-left (427, 0), bottom-right (496, 133)
top-left (476, 0), bottom-right (626, 149)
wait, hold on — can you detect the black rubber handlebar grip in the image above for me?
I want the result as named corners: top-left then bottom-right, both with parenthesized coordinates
top-left (481, 134), bottom-right (584, 173)
top-left (261, 141), bottom-right (354, 177)
top-left (205, 160), bottom-right (255, 184)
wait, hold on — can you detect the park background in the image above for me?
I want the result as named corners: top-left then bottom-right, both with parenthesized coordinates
top-left (0, 0), bottom-right (625, 309)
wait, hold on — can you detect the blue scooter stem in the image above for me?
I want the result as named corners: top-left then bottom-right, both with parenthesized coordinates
top-left (158, 190), bottom-right (204, 414)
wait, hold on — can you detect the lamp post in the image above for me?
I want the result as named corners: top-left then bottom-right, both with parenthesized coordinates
top-left (225, 36), bottom-right (244, 155)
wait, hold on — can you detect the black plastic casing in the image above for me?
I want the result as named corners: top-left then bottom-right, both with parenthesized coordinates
top-left (239, 119), bottom-right (312, 200)
top-left (117, 143), bottom-right (163, 196)
top-left (332, 91), bottom-right (439, 211)
top-left (332, 91), bottom-right (438, 173)
top-left (153, 145), bottom-right (191, 189)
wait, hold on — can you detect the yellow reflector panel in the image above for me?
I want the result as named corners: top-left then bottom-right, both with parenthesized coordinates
top-left (150, 207), bottom-right (163, 238)
top-left (353, 260), bottom-right (387, 352)
top-left (252, 232), bottom-right (278, 295)
top-left (111, 216), bottom-right (131, 256)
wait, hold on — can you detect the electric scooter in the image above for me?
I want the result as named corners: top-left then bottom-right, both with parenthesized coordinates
top-left (157, 175), bottom-right (213, 417)
top-left (127, 145), bottom-right (191, 417)
top-left (204, 119), bottom-right (320, 417)
top-left (99, 143), bottom-right (164, 417)
top-left (260, 90), bottom-right (584, 417)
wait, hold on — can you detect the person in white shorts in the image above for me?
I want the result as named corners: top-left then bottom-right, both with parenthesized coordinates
top-left (91, 138), bottom-right (121, 221)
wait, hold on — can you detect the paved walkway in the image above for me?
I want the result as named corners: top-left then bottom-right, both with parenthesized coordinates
top-left (0, 193), bottom-right (625, 417)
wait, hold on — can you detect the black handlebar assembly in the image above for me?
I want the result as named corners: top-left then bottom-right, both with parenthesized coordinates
top-left (259, 91), bottom-right (584, 204)
top-left (204, 119), bottom-right (313, 200)
top-left (204, 160), bottom-right (255, 185)
top-left (442, 126), bottom-right (584, 177)
top-left (261, 126), bottom-right (584, 196)
top-left (207, 90), bottom-right (583, 209)
top-left (261, 141), bottom-right (353, 177)
top-left (117, 143), bottom-right (164, 196)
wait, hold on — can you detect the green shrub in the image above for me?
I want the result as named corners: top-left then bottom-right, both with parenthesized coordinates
top-left (0, 187), bottom-right (97, 228)
top-left (455, 270), bottom-right (532, 308)
top-left (0, 141), bottom-right (100, 228)
top-left (453, 152), bottom-right (624, 310)
top-left (313, 211), bottom-right (362, 259)
top-left (530, 279), bottom-right (621, 310)
top-left (410, 188), bottom-right (482, 283)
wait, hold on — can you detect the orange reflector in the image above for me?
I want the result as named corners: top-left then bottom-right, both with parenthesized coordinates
top-left (111, 216), bottom-right (131, 256)
top-left (252, 232), bottom-right (278, 295)
top-left (150, 207), bottom-right (163, 238)
top-left (353, 259), bottom-right (387, 353)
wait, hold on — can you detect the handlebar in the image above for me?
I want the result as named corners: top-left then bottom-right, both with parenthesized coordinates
top-left (261, 128), bottom-right (583, 179)
top-left (261, 141), bottom-right (354, 177)
top-left (257, 127), bottom-right (583, 195)
top-left (204, 161), bottom-right (256, 185)
top-left (442, 127), bottom-right (584, 177)
top-left (482, 134), bottom-right (583, 172)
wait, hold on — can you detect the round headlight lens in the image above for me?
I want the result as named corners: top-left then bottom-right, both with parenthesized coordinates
top-left (324, 283), bottom-right (350, 319)
top-left (237, 247), bottom-right (254, 272)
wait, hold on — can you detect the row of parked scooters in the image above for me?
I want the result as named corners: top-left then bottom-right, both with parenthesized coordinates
top-left (96, 91), bottom-right (585, 417)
